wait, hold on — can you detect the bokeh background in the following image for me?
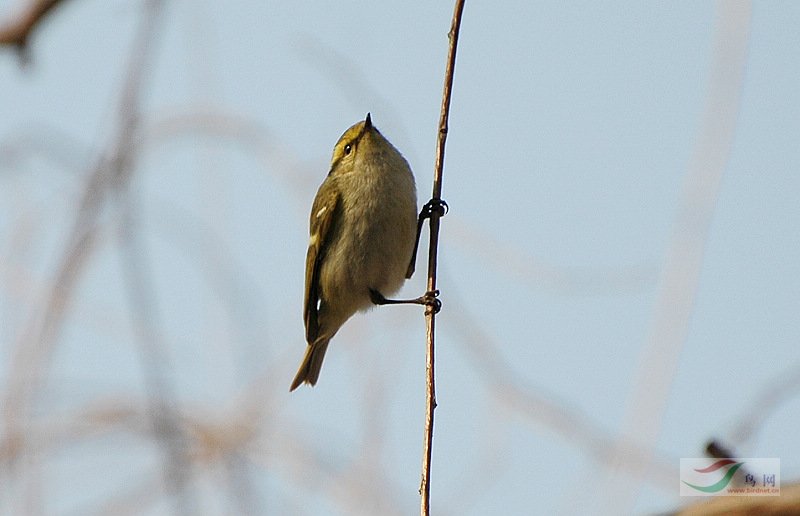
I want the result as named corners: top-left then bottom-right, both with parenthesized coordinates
top-left (1, 1), bottom-right (799, 514)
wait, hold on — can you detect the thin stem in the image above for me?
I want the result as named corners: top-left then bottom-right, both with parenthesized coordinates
top-left (420, 1), bottom-right (465, 514)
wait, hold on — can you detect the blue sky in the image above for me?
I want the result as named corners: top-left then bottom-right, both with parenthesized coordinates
top-left (1, 1), bottom-right (799, 514)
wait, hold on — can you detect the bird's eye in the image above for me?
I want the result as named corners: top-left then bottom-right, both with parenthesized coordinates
top-left (344, 143), bottom-right (352, 155)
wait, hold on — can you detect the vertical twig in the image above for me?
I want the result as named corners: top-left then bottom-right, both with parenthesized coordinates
top-left (420, 1), bottom-right (465, 514)
top-left (1, 0), bottom-right (197, 514)
top-left (598, 2), bottom-right (752, 514)
top-left (112, 1), bottom-right (197, 514)
top-left (118, 195), bottom-right (196, 516)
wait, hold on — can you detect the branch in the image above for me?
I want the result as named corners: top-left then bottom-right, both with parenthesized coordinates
top-left (419, 1), bottom-right (465, 514)
top-left (0, 0), bottom-right (72, 61)
top-left (444, 286), bottom-right (678, 490)
top-left (0, 1), bottom-right (199, 513)
top-left (599, 3), bottom-right (752, 513)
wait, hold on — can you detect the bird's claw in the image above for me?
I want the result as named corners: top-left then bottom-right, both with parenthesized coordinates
top-left (422, 289), bottom-right (442, 315)
top-left (421, 198), bottom-right (448, 219)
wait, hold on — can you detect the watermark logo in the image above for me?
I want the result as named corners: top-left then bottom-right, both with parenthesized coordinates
top-left (680, 458), bottom-right (780, 496)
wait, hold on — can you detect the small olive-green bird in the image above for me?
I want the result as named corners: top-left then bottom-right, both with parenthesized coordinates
top-left (290, 114), bottom-right (418, 391)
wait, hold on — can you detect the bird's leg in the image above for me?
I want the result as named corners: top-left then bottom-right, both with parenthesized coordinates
top-left (405, 198), bottom-right (449, 279)
top-left (370, 288), bottom-right (442, 315)
top-left (385, 198), bottom-right (448, 314)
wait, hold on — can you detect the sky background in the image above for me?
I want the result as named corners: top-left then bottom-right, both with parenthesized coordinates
top-left (1, 1), bottom-right (799, 515)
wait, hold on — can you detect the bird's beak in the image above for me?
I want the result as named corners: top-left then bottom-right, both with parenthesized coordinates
top-left (365, 112), bottom-right (372, 130)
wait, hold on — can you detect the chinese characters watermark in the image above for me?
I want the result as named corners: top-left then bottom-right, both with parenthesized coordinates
top-left (680, 458), bottom-right (780, 496)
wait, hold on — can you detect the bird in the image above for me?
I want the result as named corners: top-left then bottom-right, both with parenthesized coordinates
top-left (290, 114), bottom-right (420, 391)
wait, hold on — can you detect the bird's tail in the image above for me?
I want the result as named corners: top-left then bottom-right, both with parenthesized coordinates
top-left (289, 338), bottom-right (331, 391)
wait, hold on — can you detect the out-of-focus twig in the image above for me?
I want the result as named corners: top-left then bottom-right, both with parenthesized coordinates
top-left (139, 109), bottom-right (314, 196)
top-left (292, 37), bottom-right (416, 153)
top-left (117, 195), bottom-right (197, 516)
top-left (107, 1), bottom-right (197, 513)
top-left (705, 439), bottom-right (736, 460)
top-left (1, 0), bottom-right (200, 514)
top-left (446, 285), bottom-right (678, 490)
top-left (0, 125), bottom-right (89, 172)
top-left (599, 3), bottom-right (753, 514)
top-left (0, 0), bottom-right (72, 61)
top-left (447, 217), bottom-right (656, 295)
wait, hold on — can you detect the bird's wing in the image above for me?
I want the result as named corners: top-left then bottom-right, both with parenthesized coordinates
top-left (304, 182), bottom-right (340, 343)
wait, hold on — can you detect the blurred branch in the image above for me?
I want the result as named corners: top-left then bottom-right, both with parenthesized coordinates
top-left (222, 454), bottom-right (263, 516)
top-left (0, 0), bottom-right (200, 514)
top-left (117, 193), bottom-right (197, 516)
top-left (705, 439), bottom-right (736, 460)
top-left (0, 2), bottom-right (360, 515)
top-left (0, 0), bottom-right (72, 62)
top-left (292, 37), bottom-right (415, 153)
top-left (246, 423), bottom-right (409, 516)
top-left (447, 287), bottom-right (677, 490)
top-left (448, 217), bottom-right (656, 295)
top-left (76, 476), bottom-right (165, 516)
top-left (107, 1), bottom-right (197, 513)
top-left (0, 124), bottom-right (89, 173)
top-left (600, 3), bottom-right (753, 513)
top-left (0, 396), bottom-right (259, 515)
top-left (140, 108), bottom-right (314, 195)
